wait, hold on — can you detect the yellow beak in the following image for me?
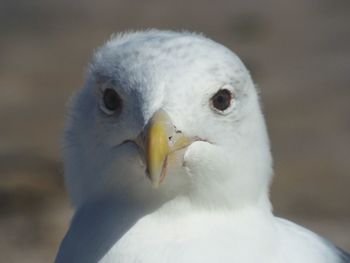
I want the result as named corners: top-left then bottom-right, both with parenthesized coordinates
top-left (144, 110), bottom-right (190, 187)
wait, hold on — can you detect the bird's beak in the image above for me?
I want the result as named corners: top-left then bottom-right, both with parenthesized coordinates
top-left (143, 110), bottom-right (190, 187)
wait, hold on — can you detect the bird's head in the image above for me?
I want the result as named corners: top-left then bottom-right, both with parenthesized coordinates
top-left (64, 30), bottom-right (273, 211)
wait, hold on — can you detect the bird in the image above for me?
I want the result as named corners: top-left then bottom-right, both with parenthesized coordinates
top-left (55, 30), bottom-right (350, 263)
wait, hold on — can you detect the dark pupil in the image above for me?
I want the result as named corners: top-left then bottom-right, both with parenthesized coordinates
top-left (213, 89), bottom-right (231, 111)
top-left (103, 88), bottom-right (121, 111)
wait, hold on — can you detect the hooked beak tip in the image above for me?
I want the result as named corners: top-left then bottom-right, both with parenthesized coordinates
top-left (143, 110), bottom-right (191, 187)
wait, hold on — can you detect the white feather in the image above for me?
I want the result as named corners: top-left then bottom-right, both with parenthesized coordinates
top-left (56, 30), bottom-right (346, 263)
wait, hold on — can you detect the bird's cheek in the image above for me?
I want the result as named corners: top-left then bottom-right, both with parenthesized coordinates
top-left (183, 141), bottom-right (208, 171)
top-left (183, 141), bottom-right (228, 179)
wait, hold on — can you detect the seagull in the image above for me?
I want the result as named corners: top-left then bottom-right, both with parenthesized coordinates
top-left (55, 30), bottom-right (349, 263)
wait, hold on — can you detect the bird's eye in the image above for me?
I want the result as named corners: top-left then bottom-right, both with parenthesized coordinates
top-left (101, 88), bottom-right (122, 114)
top-left (211, 89), bottom-right (232, 112)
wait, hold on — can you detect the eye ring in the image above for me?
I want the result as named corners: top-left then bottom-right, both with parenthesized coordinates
top-left (210, 88), bottom-right (233, 113)
top-left (100, 88), bottom-right (122, 115)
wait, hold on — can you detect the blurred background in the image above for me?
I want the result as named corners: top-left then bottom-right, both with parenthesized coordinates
top-left (0, 0), bottom-right (349, 262)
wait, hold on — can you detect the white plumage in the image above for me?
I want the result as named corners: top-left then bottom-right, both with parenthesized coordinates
top-left (55, 30), bottom-right (349, 263)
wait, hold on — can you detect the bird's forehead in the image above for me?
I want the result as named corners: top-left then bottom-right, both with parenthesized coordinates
top-left (90, 32), bottom-right (250, 125)
top-left (92, 32), bottom-right (247, 95)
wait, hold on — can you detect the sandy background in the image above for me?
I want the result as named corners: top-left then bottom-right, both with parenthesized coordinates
top-left (0, 0), bottom-right (349, 262)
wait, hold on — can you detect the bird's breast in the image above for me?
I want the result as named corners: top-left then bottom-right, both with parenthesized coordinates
top-left (98, 211), bottom-right (279, 263)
